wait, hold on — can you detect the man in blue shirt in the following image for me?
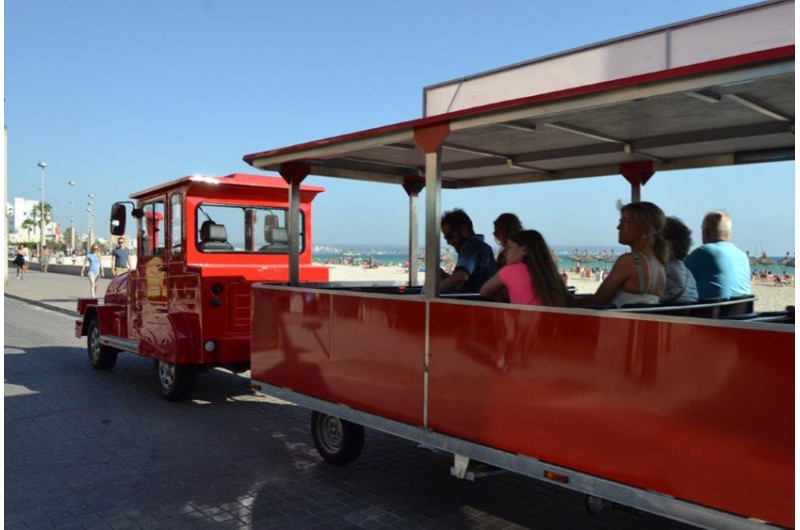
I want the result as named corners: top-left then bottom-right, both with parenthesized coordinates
top-left (439, 209), bottom-right (497, 293)
top-left (684, 210), bottom-right (752, 299)
top-left (111, 237), bottom-right (133, 277)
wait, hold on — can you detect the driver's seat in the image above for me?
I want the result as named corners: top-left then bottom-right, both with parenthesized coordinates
top-left (198, 221), bottom-right (233, 251)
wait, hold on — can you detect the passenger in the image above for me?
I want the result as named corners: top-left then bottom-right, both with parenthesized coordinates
top-left (572, 202), bottom-right (667, 307)
top-left (660, 217), bottom-right (699, 303)
top-left (492, 213), bottom-right (523, 268)
top-left (684, 210), bottom-right (752, 299)
top-left (439, 208), bottom-right (497, 293)
top-left (480, 230), bottom-right (570, 306)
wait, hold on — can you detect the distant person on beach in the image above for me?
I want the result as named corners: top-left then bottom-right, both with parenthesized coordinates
top-left (40, 245), bottom-right (51, 273)
top-left (80, 244), bottom-right (104, 297)
top-left (439, 208), bottom-right (497, 293)
top-left (112, 237), bottom-right (133, 277)
top-left (480, 230), bottom-right (570, 306)
top-left (493, 213), bottom-right (523, 268)
top-left (572, 202), bottom-right (667, 307)
top-left (660, 217), bottom-right (698, 303)
top-left (14, 245), bottom-right (28, 280)
top-left (684, 210), bottom-right (751, 299)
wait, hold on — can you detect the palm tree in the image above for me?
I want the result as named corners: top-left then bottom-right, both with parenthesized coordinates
top-left (29, 202), bottom-right (53, 228)
top-left (24, 202), bottom-right (53, 244)
top-left (20, 218), bottom-right (37, 242)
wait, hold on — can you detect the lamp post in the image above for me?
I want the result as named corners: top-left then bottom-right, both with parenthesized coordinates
top-left (67, 180), bottom-right (76, 252)
top-left (37, 161), bottom-right (47, 254)
top-left (87, 193), bottom-right (95, 251)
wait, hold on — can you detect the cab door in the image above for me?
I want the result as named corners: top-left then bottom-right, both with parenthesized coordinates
top-left (130, 199), bottom-right (171, 359)
top-left (166, 192), bottom-right (201, 355)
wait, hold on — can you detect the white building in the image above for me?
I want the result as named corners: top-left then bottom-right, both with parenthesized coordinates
top-left (9, 197), bottom-right (59, 243)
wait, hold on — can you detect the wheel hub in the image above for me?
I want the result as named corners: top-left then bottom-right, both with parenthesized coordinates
top-left (158, 361), bottom-right (176, 389)
top-left (320, 416), bottom-right (343, 450)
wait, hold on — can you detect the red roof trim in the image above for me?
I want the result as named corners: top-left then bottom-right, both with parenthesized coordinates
top-left (130, 173), bottom-right (325, 199)
top-left (243, 45), bottom-right (794, 164)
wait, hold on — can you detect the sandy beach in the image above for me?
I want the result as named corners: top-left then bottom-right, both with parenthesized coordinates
top-left (325, 263), bottom-right (794, 313)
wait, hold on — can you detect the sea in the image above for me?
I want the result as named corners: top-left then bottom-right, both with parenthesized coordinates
top-left (312, 244), bottom-right (795, 275)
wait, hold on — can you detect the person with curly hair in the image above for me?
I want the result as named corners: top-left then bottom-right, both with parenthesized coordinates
top-left (660, 216), bottom-right (698, 302)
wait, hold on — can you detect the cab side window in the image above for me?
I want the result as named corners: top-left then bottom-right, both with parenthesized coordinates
top-left (140, 201), bottom-right (166, 257)
top-left (170, 194), bottom-right (183, 256)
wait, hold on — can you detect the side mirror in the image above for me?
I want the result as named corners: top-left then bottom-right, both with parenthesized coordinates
top-left (110, 203), bottom-right (127, 235)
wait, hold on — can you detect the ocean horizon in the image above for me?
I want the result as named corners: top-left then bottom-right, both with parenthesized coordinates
top-left (313, 244), bottom-right (795, 275)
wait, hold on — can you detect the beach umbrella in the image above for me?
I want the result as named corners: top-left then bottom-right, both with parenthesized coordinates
top-left (567, 248), bottom-right (582, 261)
top-left (756, 251), bottom-right (776, 266)
top-left (578, 250), bottom-right (596, 264)
top-left (778, 252), bottom-right (794, 272)
top-left (551, 250), bottom-right (562, 264)
top-left (746, 251), bottom-right (758, 267)
top-left (599, 249), bottom-right (617, 270)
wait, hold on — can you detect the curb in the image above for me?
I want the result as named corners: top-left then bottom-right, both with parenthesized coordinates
top-left (4, 293), bottom-right (80, 317)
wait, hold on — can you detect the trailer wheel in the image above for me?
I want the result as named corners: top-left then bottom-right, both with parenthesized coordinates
top-left (154, 360), bottom-right (197, 402)
top-left (86, 319), bottom-right (118, 371)
top-left (310, 411), bottom-right (364, 465)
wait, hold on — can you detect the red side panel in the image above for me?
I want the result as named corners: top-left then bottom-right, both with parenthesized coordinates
top-left (250, 288), bottom-right (425, 425)
top-left (249, 286), bottom-right (793, 527)
top-left (427, 302), bottom-right (793, 528)
top-left (76, 298), bottom-right (98, 316)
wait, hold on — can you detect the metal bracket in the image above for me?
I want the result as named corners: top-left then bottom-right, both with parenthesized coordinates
top-left (451, 454), bottom-right (473, 481)
top-left (450, 455), bottom-right (506, 481)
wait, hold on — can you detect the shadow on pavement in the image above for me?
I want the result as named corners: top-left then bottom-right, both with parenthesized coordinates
top-left (5, 342), bottom-right (694, 529)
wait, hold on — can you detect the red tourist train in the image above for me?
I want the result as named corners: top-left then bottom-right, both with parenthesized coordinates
top-left (74, 2), bottom-right (793, 528)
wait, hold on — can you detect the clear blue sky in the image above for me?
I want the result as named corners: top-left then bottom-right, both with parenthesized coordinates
top-left (5, 0), bottom-right (795, 254)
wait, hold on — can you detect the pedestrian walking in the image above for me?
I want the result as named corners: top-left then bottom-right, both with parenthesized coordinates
top-left (80, 244), bottom-right (104, 297)
top-left (14, 245), bottom-right (28, 279)
top-left (111, 237), bottom-right (133, 276)
top-left (40, 245), bottom-right (51, 273)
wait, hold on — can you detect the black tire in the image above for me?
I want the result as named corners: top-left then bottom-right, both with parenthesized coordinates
top-left (154, 359), bottom-right (197, 402)
top-left (86, 319), bottom-right (118, 371)
top-left (310, 411), bottom-right (365, 465)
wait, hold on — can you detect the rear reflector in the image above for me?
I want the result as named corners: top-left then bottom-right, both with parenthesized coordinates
top-left (544, 470), bottom-right (569, 484)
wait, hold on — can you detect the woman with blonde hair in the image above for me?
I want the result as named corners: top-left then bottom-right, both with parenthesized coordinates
top-left (573, 201), bottom-right (668, 307)
top-left (80, 244), bottom-right (104, 297)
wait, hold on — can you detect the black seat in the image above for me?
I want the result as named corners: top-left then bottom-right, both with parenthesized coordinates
top-left (198, 221), bottom-right (233, 252)
top-left (260, 226), bottom-right (289, 252)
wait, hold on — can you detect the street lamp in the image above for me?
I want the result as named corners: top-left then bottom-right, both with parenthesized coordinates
top-left (37, 161), bottom-right (47, 254)
top-left (87, 193), bottom-right (95, 250)
top-left (67, 180), bottom-right (76, 252)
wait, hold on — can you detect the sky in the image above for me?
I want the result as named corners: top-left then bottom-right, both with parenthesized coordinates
top-left (4, 0), bottom-right (796, 255)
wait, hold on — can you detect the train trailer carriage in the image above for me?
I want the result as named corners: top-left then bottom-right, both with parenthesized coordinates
top-left (243, 2), bottom-right (794, 529)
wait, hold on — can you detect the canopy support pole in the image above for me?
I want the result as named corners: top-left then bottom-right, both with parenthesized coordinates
top-left (280, 162), bottom-right (309, 286)
top-left (415, 123), bottom-right (450, 301)
top-left (621, 161), bottom-right (654, 203)
top-left (403, 176), bottom-right (425, 287)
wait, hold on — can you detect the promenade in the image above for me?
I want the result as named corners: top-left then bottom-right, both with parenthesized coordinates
top-left (4, 265), bottom-right (111, 316)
